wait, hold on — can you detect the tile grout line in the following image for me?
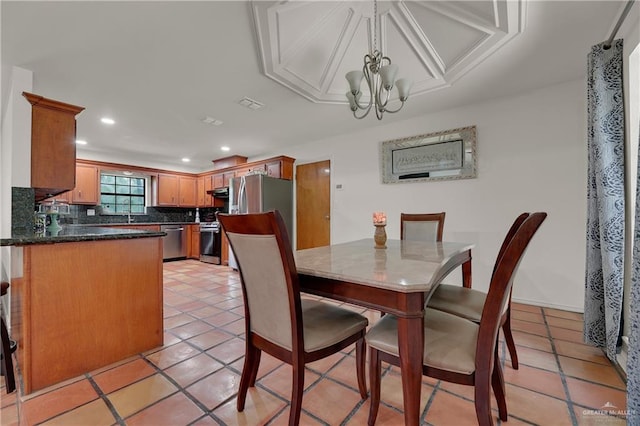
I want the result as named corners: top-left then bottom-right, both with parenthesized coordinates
top-left (540, 307), bottom-right (580, 426)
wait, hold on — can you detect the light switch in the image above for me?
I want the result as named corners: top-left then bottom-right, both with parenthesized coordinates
top-left (87, 209), bottom-right (95, 216)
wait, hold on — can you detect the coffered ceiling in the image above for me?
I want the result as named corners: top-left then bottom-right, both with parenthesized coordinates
top-left (254, 0), bottom-right (523, 103)
top-left (1, 1), bottom-right (631, 172)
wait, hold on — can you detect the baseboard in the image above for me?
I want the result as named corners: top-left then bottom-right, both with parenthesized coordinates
top-left (511, 296), bottom-right (584, 313)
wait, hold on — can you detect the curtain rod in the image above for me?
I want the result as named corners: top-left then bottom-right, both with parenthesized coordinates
top-left (604, 0), bottom-right (636, 49)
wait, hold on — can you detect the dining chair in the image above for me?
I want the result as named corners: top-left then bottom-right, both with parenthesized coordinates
top-left (427, 212), bottom-right (530, 369)
top-left (216, 210), bottom-right (368, 426)
top-left (400, 212), bottom-right (446, 242)
top-left (366, 212), bottom-right (547, 426)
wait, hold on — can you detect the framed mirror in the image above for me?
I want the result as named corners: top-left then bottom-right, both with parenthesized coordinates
top-left (380, 125), bottom-right (477, 183)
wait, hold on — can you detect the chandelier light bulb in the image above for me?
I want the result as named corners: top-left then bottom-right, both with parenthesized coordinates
top-left (396, 78), bottom-right (413, 102)
top-left (379, 64), bottom-right (398, 90)
top-left (346, 70), bottom-right (364, 95)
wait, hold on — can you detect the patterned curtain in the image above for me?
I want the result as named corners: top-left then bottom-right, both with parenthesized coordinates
top-left (628, 121), bottom-right (640, 425)
top-left (584, 39), bottom-right (625, 361)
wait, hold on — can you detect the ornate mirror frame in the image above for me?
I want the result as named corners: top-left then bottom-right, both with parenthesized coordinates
top-left (380, 125), bottom-right (477, 184)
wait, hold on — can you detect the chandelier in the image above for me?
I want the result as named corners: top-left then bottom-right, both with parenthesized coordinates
top-left (345, 0), bottom-right (412, 120)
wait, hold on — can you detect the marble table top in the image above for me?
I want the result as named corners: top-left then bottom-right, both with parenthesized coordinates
top-left (295, 238), bottom-right (474, 293)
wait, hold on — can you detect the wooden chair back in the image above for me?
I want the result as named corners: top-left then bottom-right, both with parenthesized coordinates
top-left (400, 212), bottom-right (446, 242)
top-left (475, 212), bottom-right (547, 375)
top-left (217, 211), bottom-right (304, 352)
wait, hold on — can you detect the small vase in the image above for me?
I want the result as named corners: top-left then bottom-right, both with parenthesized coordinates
top-left (374, 224), bottom-right (387, 249)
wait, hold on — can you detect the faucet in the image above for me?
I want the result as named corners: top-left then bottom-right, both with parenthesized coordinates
top-left (127, 213), bottom-right (134, 224)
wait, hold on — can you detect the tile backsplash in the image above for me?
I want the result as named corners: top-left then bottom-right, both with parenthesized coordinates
top-left (10, 186), bottom-right (223, 233)
top-left (60, 205), bottom-right (223, 225)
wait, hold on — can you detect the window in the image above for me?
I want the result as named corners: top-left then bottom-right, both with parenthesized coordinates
top-left (100, 174), bottom-right (146, 213)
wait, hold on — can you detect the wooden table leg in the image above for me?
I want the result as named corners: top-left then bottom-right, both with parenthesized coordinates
top-left (397, 315), bottom-right (423, 426)
top-left (462, 251), bottom-right (472, 288)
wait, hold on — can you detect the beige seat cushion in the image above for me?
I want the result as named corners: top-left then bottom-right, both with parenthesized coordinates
top-left (366, 308), bottom-right (478, 375)
top-left (427, 284), bottom-right (486, 322)
top-left (302, 299), bottom-right (368, 352)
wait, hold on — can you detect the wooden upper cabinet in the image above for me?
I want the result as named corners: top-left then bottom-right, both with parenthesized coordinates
top-left (178, 176), bottom-right (196, 207)
top-left (266, 161), bottom-right (282, 178)
top-left (198, 174), bottom-right (216, 207)
top-left (197, 176), bottom-right (206, 207)
top-left (234, 166), bottom-right (254, 178)
top-left (70, 164), bottom-right (99, 205)
top-left (156, 174), bottom-right (179, 206)
top-left (203, 175), bottom-right (214, 207)
top-left (212, 174), bottom-right (224, 189)
top-left (23, 92), bottom-right (85, 201)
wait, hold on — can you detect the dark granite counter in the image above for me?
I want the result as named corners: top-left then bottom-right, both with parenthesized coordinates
top-left (66, 222), bottom-right (198, 227)
top-left (1, 226), bottom-right (166, 247)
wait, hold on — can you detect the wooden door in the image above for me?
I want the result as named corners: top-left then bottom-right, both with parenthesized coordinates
top-left (296, 160), bottom-right (330, 250)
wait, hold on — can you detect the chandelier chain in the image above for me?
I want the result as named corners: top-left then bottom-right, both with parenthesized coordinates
top-left (373, 0), bottom-right (378, 53)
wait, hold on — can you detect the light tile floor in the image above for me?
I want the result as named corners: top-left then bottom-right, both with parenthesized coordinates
top-left (0, 260), bottom-right (628, 425)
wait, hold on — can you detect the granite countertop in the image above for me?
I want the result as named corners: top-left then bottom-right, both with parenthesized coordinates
top-left (1, 226), bottom-right (166, 247)
top-left (65, 222), bottom-right (200, 227)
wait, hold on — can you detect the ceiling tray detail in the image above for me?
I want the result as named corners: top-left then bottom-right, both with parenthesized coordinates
top-left (252, 0), bottom-right (526, 104)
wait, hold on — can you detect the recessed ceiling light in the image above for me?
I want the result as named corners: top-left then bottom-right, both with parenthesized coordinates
top-left (182, 158), bottom-right (190, 162)
top-left (221, 146), bottom-right (230, 152)
top-left (76, 139), bottom-right (88, 145)
top-left (101, 117), bottom-right (115, 125)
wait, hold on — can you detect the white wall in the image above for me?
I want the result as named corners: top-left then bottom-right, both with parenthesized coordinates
top-left (1, 67), bottom-right (33, 323)
top-left (274, 79), bottom-right (587, 311)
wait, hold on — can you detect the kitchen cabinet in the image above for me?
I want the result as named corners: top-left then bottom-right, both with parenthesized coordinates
top-left (266, 157), bottom-right (294, 179)
top-left (197, 175), bottom-right (214, 207)
top-left (179, 176), bottom-right (197, 207)
top-left (212, 173), bottom-right (224, 189)
top-left (197, 176), bottom-right (206, 207)
top-left (23, 92), bottom-right (85, 201)
top-left (155, 174), bottom-right (196, 207)
top-left (10, 237), bottom-right (163, 393)
top-left (212, 172), bottom-right (234, 188)
top-left (70, 164), bottom-right (99, 204)
top-left (43, 164), bottom-right (99, 205)
top-left (234, 166), bottom-right (254, 178)
top-left (266, 161), bottom-right (282, 178)
top-left (221, 229), bottom-right (229, 266)
top-left (188, 224), bottom-right (200, 259)
top-left (156, 174), bottom-right (179, 206)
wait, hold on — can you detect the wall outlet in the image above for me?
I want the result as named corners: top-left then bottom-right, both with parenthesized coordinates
top-left (87, 209), bottom-right (96, 216)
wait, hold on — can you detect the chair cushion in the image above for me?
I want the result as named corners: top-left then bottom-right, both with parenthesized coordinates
top-left (366, 308), bottom-right (479, 375)
top-left (427, 284), bottom-right (486, 322)
top-left (302, 299), bottom-right (368, 352)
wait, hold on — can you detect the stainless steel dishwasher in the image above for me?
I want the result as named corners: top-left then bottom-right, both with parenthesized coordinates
top-left (160, 225), bottom-right (187, 260)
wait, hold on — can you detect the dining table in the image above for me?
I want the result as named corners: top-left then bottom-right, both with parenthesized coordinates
top-left (295, 238), bottom-right (474, 426)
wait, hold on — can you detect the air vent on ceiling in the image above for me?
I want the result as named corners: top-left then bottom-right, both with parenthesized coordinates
top-left (202, 116), bottom-right (223, 126)
top-left (238, 97), bottom-right (264, 110)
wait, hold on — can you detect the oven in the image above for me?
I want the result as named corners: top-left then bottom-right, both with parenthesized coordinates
top-left (200, 222), bottom-right (221, 264)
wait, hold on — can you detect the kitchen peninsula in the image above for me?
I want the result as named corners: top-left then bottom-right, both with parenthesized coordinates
top-left (1, 226), bottom-right (165, 394)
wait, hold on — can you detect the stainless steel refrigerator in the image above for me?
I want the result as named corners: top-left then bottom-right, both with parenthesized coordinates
top-left (227, 174), bottom-right (293, 269)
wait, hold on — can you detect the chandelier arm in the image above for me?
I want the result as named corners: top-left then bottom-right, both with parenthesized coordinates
top-left (375, 106), bottom-right (384, 120)
top-left (381, 101), bottom-right (406, 114)
top-left (354, 106), bottom-right (373, 119)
